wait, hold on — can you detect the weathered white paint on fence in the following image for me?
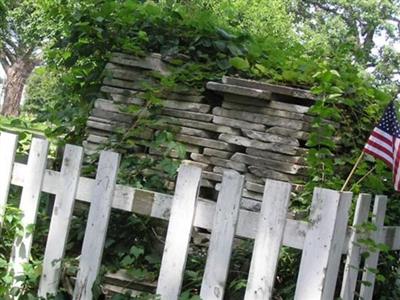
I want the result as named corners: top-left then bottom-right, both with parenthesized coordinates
top-left (10, 137), bottom-right (49, 286)
top-left (11, 162), bottom-right (309, 250)
top-left (359, 195), bottom-right (388, 300)
top-left (73, 151), bottom-right (120, 300)
top-left (294, 189), bottom-right (352, 300)
top-left (244, 180), bottom-right (291, 300)
top-left (0, 132), bottom-right (18, 229)
top-left (200, 171), bottom-right (244, 300)
top-left (38, 145), bottom-right (84, 297)
top-left (156, 165), bottom-right (202, 299)
top-left (340, 193), bottom-right (372, 300)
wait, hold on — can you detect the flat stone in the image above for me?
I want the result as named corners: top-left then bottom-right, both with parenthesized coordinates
top-left (162, 108), bottom-right (213, 122)
top-left (201, 179), bottom-right (215, 188)
top-left (94, 99), bottom-right (121, 113)
top-left (166, 117), bottom-right (240, 134)
top-left (222, 76), bottom-right (316, 101)
top-left (110, 52), bottom-right (170, 75)
top-left (207, 82), bottom-right (272, 100)
top-left (202, 171), bottom-right (223, 182)
top-left (222, 101), bottom-right (313, 122)
top-left (91, 108), bottom-right (133, 124)
top-left (245, 181), bottom-right (265, 194)
top-left (266, 127), bottom-right (309, 141)
top-left (87, 134), bottom-right (108, 144)
top-left (106, 63), bottom-right (157, 83)
top-left (242, 189), bottom-right (263, 201)
top-left (160, 91), bottom-right (204, 102)
top-left (190, 153), bottom-right (247, 172)
top-left (203, 148), bottom-right (233, 159)
top-left (223, 93), bottom-right (311, 114)
top-left (213, 116), bottom-right (266, 131)
top-left (163, 100), bottom-right (210, 113)
top-left (213, 107), bottom-right (310, 131)
top-left (109, 94), bottom-right (146, 105)
top-left (242, 129), bottom-right (299, 146)
top-left (231, 153), bottom-right (307, 175)
top-left (101, 85), bottom-right (141, 97)
top-left (179, 127), bottom-right (213, 138)
top-left (176, 134), bottom-right (238, 151)
top-left (248, 166), bottom-right (305, 182)
top-left (246, 148), bottom-right (305, 164)
top-left (218, 134), bottom-right (302, 156)
top-left (103, 78), bottom-right (160, 91)
top-left (182, 159), bottom-right (210, 170)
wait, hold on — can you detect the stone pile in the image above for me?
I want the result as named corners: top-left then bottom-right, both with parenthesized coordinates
top-left (85, 52), bottom-right (318, 209)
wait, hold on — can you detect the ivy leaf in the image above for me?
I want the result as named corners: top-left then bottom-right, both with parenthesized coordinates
top-left (229, 57), bottom-right (249, 71)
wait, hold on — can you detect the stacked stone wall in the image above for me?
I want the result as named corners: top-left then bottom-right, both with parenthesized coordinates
top-left (85, 52), bottom-right (318, 209)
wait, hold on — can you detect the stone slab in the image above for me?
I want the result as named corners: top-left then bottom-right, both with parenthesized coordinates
top-left (176, 134), bottom-right (238, 151)
top-left (248, 166), bottom-right (305, 182)
top-left (111, 52), bottom-right (170, 75)
top-left (242, 129), bottom-right (299, 146)
top-left (246, 148), bottom-right (305, 164)
top-left (231, 153), bottom-right (307, 175)
top-left (222, 101), bottom-right (313, 122)
top-left (213, 107), bottom-right (310, 131)
top-left (166, 117), bottom-right (240, 135)
top-left (206, 82), bottom-right (272, 100)
top-left (218, 134), bottom-right (302, 156)
top-left (213, 116), bottom-right (266, 131)
top-left (190, 153), bottom-right (247, 172)
top-left (203, 148), bottom-right (233, 159)
top-left (222, 76), bottom-right (316, 101)
top-left (179, 127), bottom-right (213, 138)
top-left (162, 108), bottom-right (213, 122)
top-left (266, 127), bottom-right (309, 141)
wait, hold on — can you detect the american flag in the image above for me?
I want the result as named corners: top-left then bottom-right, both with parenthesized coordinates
top-left (364, 101), bottom-right (400, 190)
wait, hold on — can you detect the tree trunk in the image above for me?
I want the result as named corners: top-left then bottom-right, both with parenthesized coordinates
top-left (1, 59), bottom-right (35, 116)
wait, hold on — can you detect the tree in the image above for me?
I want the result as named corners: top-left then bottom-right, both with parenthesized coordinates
top-left (289, 0), bottom-right (400, 88)
top-left (0, 0), bottom-right (46, 116)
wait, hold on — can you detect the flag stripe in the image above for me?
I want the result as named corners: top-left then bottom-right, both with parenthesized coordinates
top-left (364, 147), bottom-right (393, 167)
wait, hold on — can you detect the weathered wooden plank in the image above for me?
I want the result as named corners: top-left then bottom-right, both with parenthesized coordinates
top-left (359, 195), bottom-right (388, 300)
top-left (38, 145), bottom-right (84, 297)
top-left (200, 171), bottom-right (244, 300)
top-left (244, 180), bottom-right (292, 300)
top-left (73, 151), bottom-right (120, 300)
top-left (0, 132), bottom-right (18, 230)
top-left (207, 81), bottom-right (272, 100)
top-left (222, 76), bottom-right (316, 102)
top-left (10, 137), bottom-right (49, 286)
top-left (156, 165), bottom-right (202, 299)
top-left (294, 189), bottom-right (352, 300)
top-left (10, 162), bottom-right (308, 250)
top-left (340, 194), bottom-right (372, 300)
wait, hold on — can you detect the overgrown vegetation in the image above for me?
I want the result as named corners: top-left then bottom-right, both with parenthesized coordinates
top-left (0, 0), bottom-right (400, 298)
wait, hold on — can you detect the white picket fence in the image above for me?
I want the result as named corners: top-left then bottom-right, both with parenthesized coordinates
top-left (0, 131), bottom-right (399, 300)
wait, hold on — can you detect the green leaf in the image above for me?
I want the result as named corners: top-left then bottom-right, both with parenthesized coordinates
top-left (229, 57), bottom-right (249, 71)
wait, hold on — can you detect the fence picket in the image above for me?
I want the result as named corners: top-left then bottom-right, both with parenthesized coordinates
top-left (200, 170), bottom-right (244, 300)
top-left (156, 165), bottom-right (202, 300)
top-left (244, 179), bottom-right (292, 300)
top-left (0, 132), bottom-right (18, 230)
top-left (340, 193), bottom-right (372, 300)
top-left (73, 151), bottom-right (120, 300)
top-left (38, 145), bottom-right (84, 297)
top-left (359, 195), bottom-right (388, 300)
top-left (9, 137), bottom-right (49, 286)
top-left (294, 189), bottom-right (352, 300)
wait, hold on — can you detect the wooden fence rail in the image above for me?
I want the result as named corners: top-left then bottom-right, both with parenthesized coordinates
top-left (0, 131), bottom-right (397, 300)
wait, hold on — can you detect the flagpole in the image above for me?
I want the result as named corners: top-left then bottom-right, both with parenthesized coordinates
top-left (341, 152), bottom-right (364, 192)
